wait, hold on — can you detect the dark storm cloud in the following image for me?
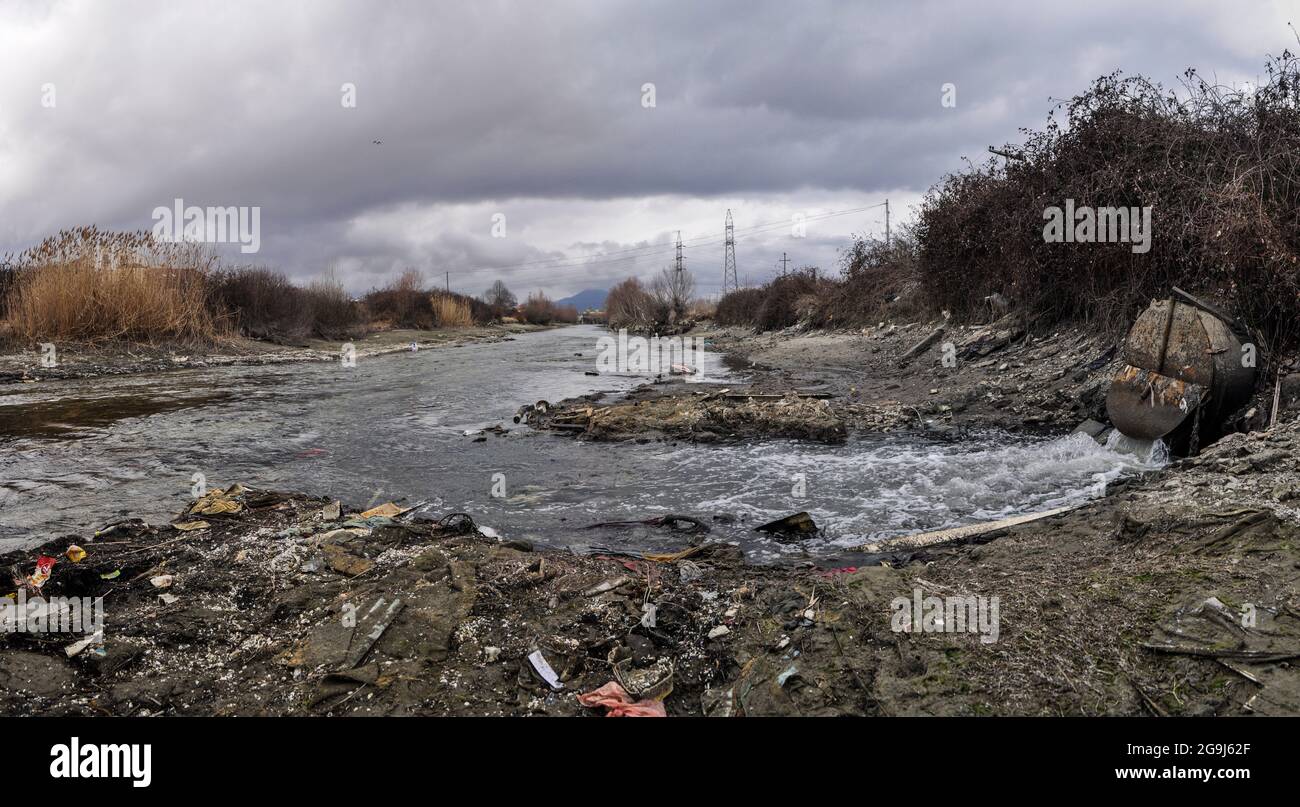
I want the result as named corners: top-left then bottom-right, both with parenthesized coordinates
top-left (0, 0), bottom-right (1288, 295)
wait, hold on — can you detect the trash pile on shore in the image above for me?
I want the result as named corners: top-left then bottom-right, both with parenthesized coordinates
top-left (0, 485), bottom-right (886, 716)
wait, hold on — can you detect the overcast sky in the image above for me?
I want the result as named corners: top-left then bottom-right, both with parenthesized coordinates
top-left (0, 0), bottom-right (1292, 299)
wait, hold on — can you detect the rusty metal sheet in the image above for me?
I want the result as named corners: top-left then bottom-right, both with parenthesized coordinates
top-left (1106, 364), bottom-right (1203, 440)
top-left (1122, 299), bottom-right (1216, 385)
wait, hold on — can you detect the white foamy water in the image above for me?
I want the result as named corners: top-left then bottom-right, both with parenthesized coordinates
top-left (659, 430), bottom-right (1166, 560)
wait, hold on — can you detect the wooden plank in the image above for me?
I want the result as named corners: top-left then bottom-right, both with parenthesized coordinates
top-left (859, 504), bottom-right (1083, 553)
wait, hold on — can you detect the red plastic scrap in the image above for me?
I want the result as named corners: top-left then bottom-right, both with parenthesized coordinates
top-left (577, 682), bottom-right (667, 717)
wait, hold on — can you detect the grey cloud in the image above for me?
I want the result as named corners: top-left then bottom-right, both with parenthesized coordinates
top-left (0, 0), bottom-right (1288, 294)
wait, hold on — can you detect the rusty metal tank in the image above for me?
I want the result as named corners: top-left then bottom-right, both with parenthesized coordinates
top-left (1106, 289), bottom-right (1255, 448)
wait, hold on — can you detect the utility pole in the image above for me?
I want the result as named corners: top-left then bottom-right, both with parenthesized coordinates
top-left (779, 252), bottom-right (790, 276)
top-left (884, 198), bottom-right (890, 250)
top-left (722, 210), bottom-right (737, 294)
top-left (674, 230), bottom-right (683, 276)
top-left (445, 271), bottom-right (450, 292)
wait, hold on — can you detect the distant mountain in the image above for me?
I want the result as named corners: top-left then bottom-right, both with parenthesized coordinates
top-left (554, 288), bottom-right (607, 311)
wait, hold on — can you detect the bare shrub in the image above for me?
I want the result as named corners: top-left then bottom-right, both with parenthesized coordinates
top-left (363, 269), bottom-right (434, 329)
top-left (521, 291), bottom-right (558, 324)
top-left (916, 48), bottom-right (1300, 348)
top-left (209, 266), bottom-right (308, 340)
top-left (605, 277), bottom-right (658, 332)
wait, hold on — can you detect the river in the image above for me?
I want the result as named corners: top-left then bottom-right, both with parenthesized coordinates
top-left (0, 325), bottom-right (1164, 562)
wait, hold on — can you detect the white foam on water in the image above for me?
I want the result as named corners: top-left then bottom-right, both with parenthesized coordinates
top-left (658, 429), bottom-right (1167, 559)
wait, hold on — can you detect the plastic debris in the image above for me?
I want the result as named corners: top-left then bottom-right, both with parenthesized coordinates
top-left (150, 575), bottom-right (174, 588)
top-left (99, 569), bottom-right (121, 580)
top-left (24, 555), bottom-right (57, 591)
top-left (360, 502), bottom-right (405, 519)
top-left (65, 631), bottom-right (105, 659)
top-left (577, 682), bottom-right (667, 717)
top-left (708, 625), bottom-right (730, 639)
top-left (527, 649), bottom-right (564, 691)
top-left (65, 545), bottom-right (86, 563)
top-left (777, 664), bottom-right (800, 687)
top-left (173, 520), bottom-right (210, 532)
top-left (158, 593), bottom-right (179, 605)
top-left (640, 603), bottom-right (658, 628)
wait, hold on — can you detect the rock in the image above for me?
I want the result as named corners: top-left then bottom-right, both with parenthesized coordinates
top-left (322, 544), bottom-right (374, 577)
top-left (756, 511), bottom-right (818, 537)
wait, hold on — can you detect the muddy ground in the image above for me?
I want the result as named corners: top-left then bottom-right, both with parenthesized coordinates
top-left (2, 317), bottom-right (1298, 716)
top-left (0, 323), bottom-right (549, 384)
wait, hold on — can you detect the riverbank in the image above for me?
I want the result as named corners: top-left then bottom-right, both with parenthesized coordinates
top-left (3, 319), bottom-right (1298, 715)
top-left (0, 323), bottom-right (555, 384)
top-left (3, 412), bottom-right (1297, 716)
top-left (533, 316), bottom-right (1295, 443)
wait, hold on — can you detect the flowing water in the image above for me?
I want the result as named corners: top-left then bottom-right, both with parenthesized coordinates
top-left (0, 326), bottom-right (1165, 562)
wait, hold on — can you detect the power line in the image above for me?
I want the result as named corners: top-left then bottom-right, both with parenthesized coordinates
top-left (722, 209), bottom-right (737, 294)
top-left (469, 202), bottom-right (885, 275)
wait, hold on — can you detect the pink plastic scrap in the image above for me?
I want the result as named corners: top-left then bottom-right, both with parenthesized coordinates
top-left (577, 682), bottom-right (667, 717)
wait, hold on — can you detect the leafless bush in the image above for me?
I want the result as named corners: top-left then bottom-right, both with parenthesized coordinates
top-left (606, 277), bottom-right (658, 331)
top-left (916, 46), bottom-right (1300, 348)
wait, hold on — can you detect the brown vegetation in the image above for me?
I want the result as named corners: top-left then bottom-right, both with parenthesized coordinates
top-left (916, 48), bottom-right (1300, 350)
top-left (519, 291), bottom-right (578, 325)
top-left (5, 228), bottom-right (223, 344)
top-left (1, 229), bottom-right (543, 347)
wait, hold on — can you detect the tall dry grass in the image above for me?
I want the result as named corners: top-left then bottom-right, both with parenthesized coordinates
top-left (431, 294), bottom-right (473, 327)
top-left (7, 227), bottom-right (223, 344)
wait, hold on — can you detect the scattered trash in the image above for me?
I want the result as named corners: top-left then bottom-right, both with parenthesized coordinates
top-left (678, 560), bottom-right (703, 583)
top-left (93, 518), bottom-right (147, 539)
top-left (190, 484), bottom-right (245, 516)
top-left (158, 593), bottom-right (179, 605)
top-left (527, 649), bottom-right (564, 691)
top-left (21, 555), bottom-right (57, 591)
top-left (150, 575), bottom-right (174, 588)
top-left (64, 545), bottom-right (86, 563)
top-left (577, 681), bottom-right (667, 717)
top-left (583, 576), bottom-right (631, 597)
top-left (320, 500), bottom-right (341, 521)
top-left (99, 569), bottom-right (121, 580)
top-left (777, 664), bottom-right (800, 687)
top-left (65, 632), bottom-right (105, 659)
top-left (640, 603), bottom-right (658, 628)
top-left (708, 625), bottom-right (730, 640)
top-left (483, 646), bottom-right (502, 663)
top-left (172, 520), bottom-right (210, 532)
top-left (360, 502), bottom-right (405, 519)
top-left (343, 597), bottom-right (404, 669)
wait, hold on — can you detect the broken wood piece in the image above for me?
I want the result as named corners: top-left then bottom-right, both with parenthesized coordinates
top-left (898, 324), bottom-right (946, 364)
top-left (860, 505), bottom-right (1082, 553)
